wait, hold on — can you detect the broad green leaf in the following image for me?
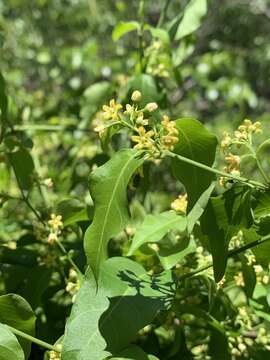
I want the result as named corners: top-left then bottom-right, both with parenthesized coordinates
top-left (187, 180), bottom-right (216, 234)
top-left (175, 0), bottom-right (207, 40)
top-left (127, 210), bottom-right (187, 255)
top-left (201, 185), bottom-right (253, 282)
top-left (158, 237), bottom-right (196, 270)
top-left (243, 226), bottom-right (270, 267)
top-left (209, 329), bottom-right (230, 360)
top-left (171, 118), bottom-right (217, 210)
top-left (0, 294), bottom-right (36, 358)
top-left (80, 81), bottom-right (112, 121)
top-left (56, 198), bottom-right (89, 226)
top-left (112, 21), bottom-right (140, 41)
top-left (111, 345), bottom-right (159, 359)
top-left (0, 324), bottom-right (24, 360)
top-left (145, 25), bottom-right (170, 45)
top-left (240, 254), bottom-right (256, 298)
top-left (176, 305), bottom-right (225, 334)
top-left (84, 149), bottom-right (144, 279)
top-left (62, 257), bottom-right (175, 360)
top-left (8, 149), bottom-right (35, 191)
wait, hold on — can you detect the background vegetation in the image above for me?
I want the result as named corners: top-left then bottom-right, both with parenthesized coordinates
top-left (1, 0), bottom-right (270, 359)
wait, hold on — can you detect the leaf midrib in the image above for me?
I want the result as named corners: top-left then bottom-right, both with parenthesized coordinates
top-left (94, 152), bottom-right (138, 269)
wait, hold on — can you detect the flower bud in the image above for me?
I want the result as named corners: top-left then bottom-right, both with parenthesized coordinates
top-left (131, 90), bottom-right (142, 102)
top-left (145, 102), bottom-right (158, 112)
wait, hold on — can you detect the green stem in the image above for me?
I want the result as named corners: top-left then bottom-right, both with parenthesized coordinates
top-left (13, 124), bottom-right (90, 133)
top-left (56, 238), bottom-right (82, 275)
top-left (138, 0), bottom-right (145, 72)
top-left (164, 150), bottom-right (268, 190)
top-left (157, 0), bottom-right (172, 27)
top-left (242, 142), bottom-right (269, 183)
top-left (6, 325), bottom-right (60, 352)
top-left (178, 234), bottom-right (270, 281)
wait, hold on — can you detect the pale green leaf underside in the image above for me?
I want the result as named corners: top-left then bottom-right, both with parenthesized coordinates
top-left (128, 210), bottom-right (187, 255)
top-left (175, 0), bottom-right (207, 40)
top-left (84, 149), bottom-right (144, 279)
top-left (62, 257), bottom-right (174, 360)
top-left (0, 324), bottom-right (24, 360)
top-left (112, 21), bottom-right (140, 41)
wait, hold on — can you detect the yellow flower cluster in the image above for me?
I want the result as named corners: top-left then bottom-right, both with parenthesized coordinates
top-left (221, 119), bottom-right (262, 151)
top-left (219, 153), bottom-right (241, 187)
top-left (160, 115), bottom-right (179, 151)
top-left (131, 126), bottom-right (155, 150)
top-left (171, 193), bottom-right (188, 214)
top-left (47, 214), bottom-right (63, 245)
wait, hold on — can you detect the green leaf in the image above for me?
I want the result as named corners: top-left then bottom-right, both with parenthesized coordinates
top-left (240, 254), bottom-right (256, 298)
top-left (127, 211), bottom-right (187, 255)
top-left (0, 294), bottom-right (36, 359)
top-left (56, 198), bottom-right (89, 226)
top-left (187, 180), bottom-right (216, 234)
top-left (84, 149), bottom-right (144, 279)
top-left (201, 185), bottom-right (253, 282)
top-left (171, 118), bottom-right (217, 210)
top-left (158, 237), bottom-right (196, 270)
top-left (8, 149), bottom-right (35, 191)
top-left (209, 329), bottom-right (230, 360)
top-left (111, 345), bottom-right (159, 360)
top-left (112, 21), bottom-right (140, 41)
top-left (0, 324), bottom-right (24, 360)
top-left (175, 0), bottom-right (207, 40)
top-left (62, 257), bottom-right (174, 360)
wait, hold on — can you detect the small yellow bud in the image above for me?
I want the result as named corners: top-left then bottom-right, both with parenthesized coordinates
top-left (48, 233), bottom-right (57, 245)
top-left (131, 90), bottom-right (142, 102)
top-left (43, 178), bottom-right (53, 188)
top-left (145, 102), bottom-right (158, 112)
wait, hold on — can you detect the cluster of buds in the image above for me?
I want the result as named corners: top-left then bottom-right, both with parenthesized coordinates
top-left (228, 333), bottom-right (250, 358)
top-left (253, 264), bottom-right (269, 285)
top-left (47, 214), bottom-right (63, 245)
top-left (219, 153), bottom-right (241, 187)
top-left (234, 271), bottom-right (245, 287)
top-left (229, 230), bottom-right (244, 250)
top-left (171, 193), bottom-right (188, 214)
top-left (65, 268), bottom-right (80, 302)
top-left (221, 119), bottom-right (262, 151)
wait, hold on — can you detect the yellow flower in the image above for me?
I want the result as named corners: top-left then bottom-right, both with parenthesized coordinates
top-left (131, 126), bottom-right (155, 150)
top-left (48, 214), bottom-right (63, 231)
top-left (49, 350), bottom-right (61, 360)
top-left (171, 194), bottom-right (188, 214)
top-left (102, 99), bottom-right (122, 120)
top-left (221, 131), bottom-right (232, 149)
